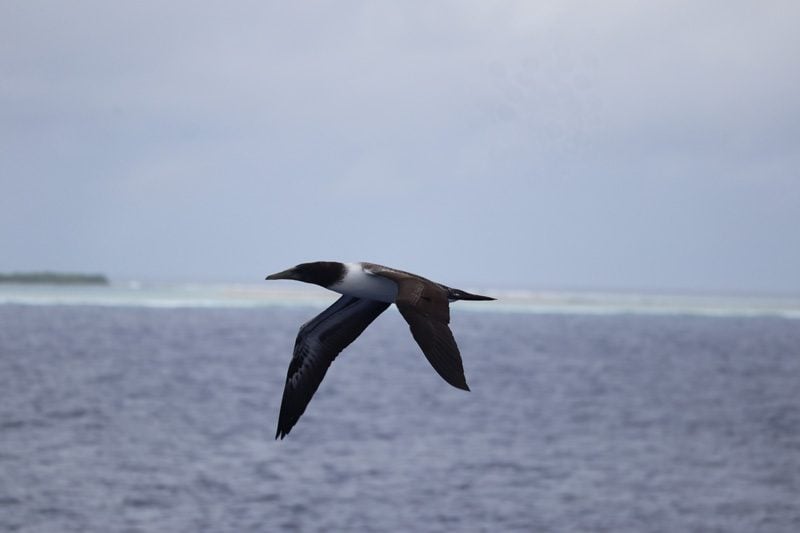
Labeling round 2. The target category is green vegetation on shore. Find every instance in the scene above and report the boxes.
[0,272,109,285]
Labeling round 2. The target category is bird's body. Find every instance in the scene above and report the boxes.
[266,261,494,439]
[330,262,398,303]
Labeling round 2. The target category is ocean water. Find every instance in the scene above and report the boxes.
[1,289,799,532]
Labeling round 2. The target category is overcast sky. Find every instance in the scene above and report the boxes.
[1,1,798,293]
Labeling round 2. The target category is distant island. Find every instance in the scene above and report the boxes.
[0,272,109,285]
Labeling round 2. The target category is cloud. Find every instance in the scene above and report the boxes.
[1,1,799,290]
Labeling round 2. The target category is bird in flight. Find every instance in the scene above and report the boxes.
[266,261,494,439]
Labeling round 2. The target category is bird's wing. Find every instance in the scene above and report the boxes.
[391,277,470,392]
[276,295,390,439]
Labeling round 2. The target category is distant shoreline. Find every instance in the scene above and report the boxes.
[0,272,109,285]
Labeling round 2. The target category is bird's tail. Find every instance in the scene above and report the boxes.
[446,287,495,301]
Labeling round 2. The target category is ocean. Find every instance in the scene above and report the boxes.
[1,284,799,532]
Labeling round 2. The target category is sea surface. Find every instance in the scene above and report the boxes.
[1,285,799,532]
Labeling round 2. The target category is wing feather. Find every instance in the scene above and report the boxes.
[276,295,390,439]
[392,279,470,391]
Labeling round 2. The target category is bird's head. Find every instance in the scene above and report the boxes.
[265,261,345,288]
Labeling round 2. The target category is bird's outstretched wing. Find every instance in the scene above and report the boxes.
[276,295,390,439]
[379,274,470,392]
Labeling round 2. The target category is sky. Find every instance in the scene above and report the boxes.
[1,1,799,293]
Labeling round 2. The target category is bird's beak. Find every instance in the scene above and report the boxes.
[265,268,297,281]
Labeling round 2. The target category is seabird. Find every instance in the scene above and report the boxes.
[266,261,494,439]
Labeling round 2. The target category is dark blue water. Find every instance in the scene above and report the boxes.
[1,304,799,532]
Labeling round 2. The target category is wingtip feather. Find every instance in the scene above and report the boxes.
[453,379,470,391]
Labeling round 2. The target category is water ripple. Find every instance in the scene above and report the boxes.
[1,306,799,532]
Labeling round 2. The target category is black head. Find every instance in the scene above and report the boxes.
[265,261,345,288]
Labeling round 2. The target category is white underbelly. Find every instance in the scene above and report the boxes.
[329,263,398,303]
